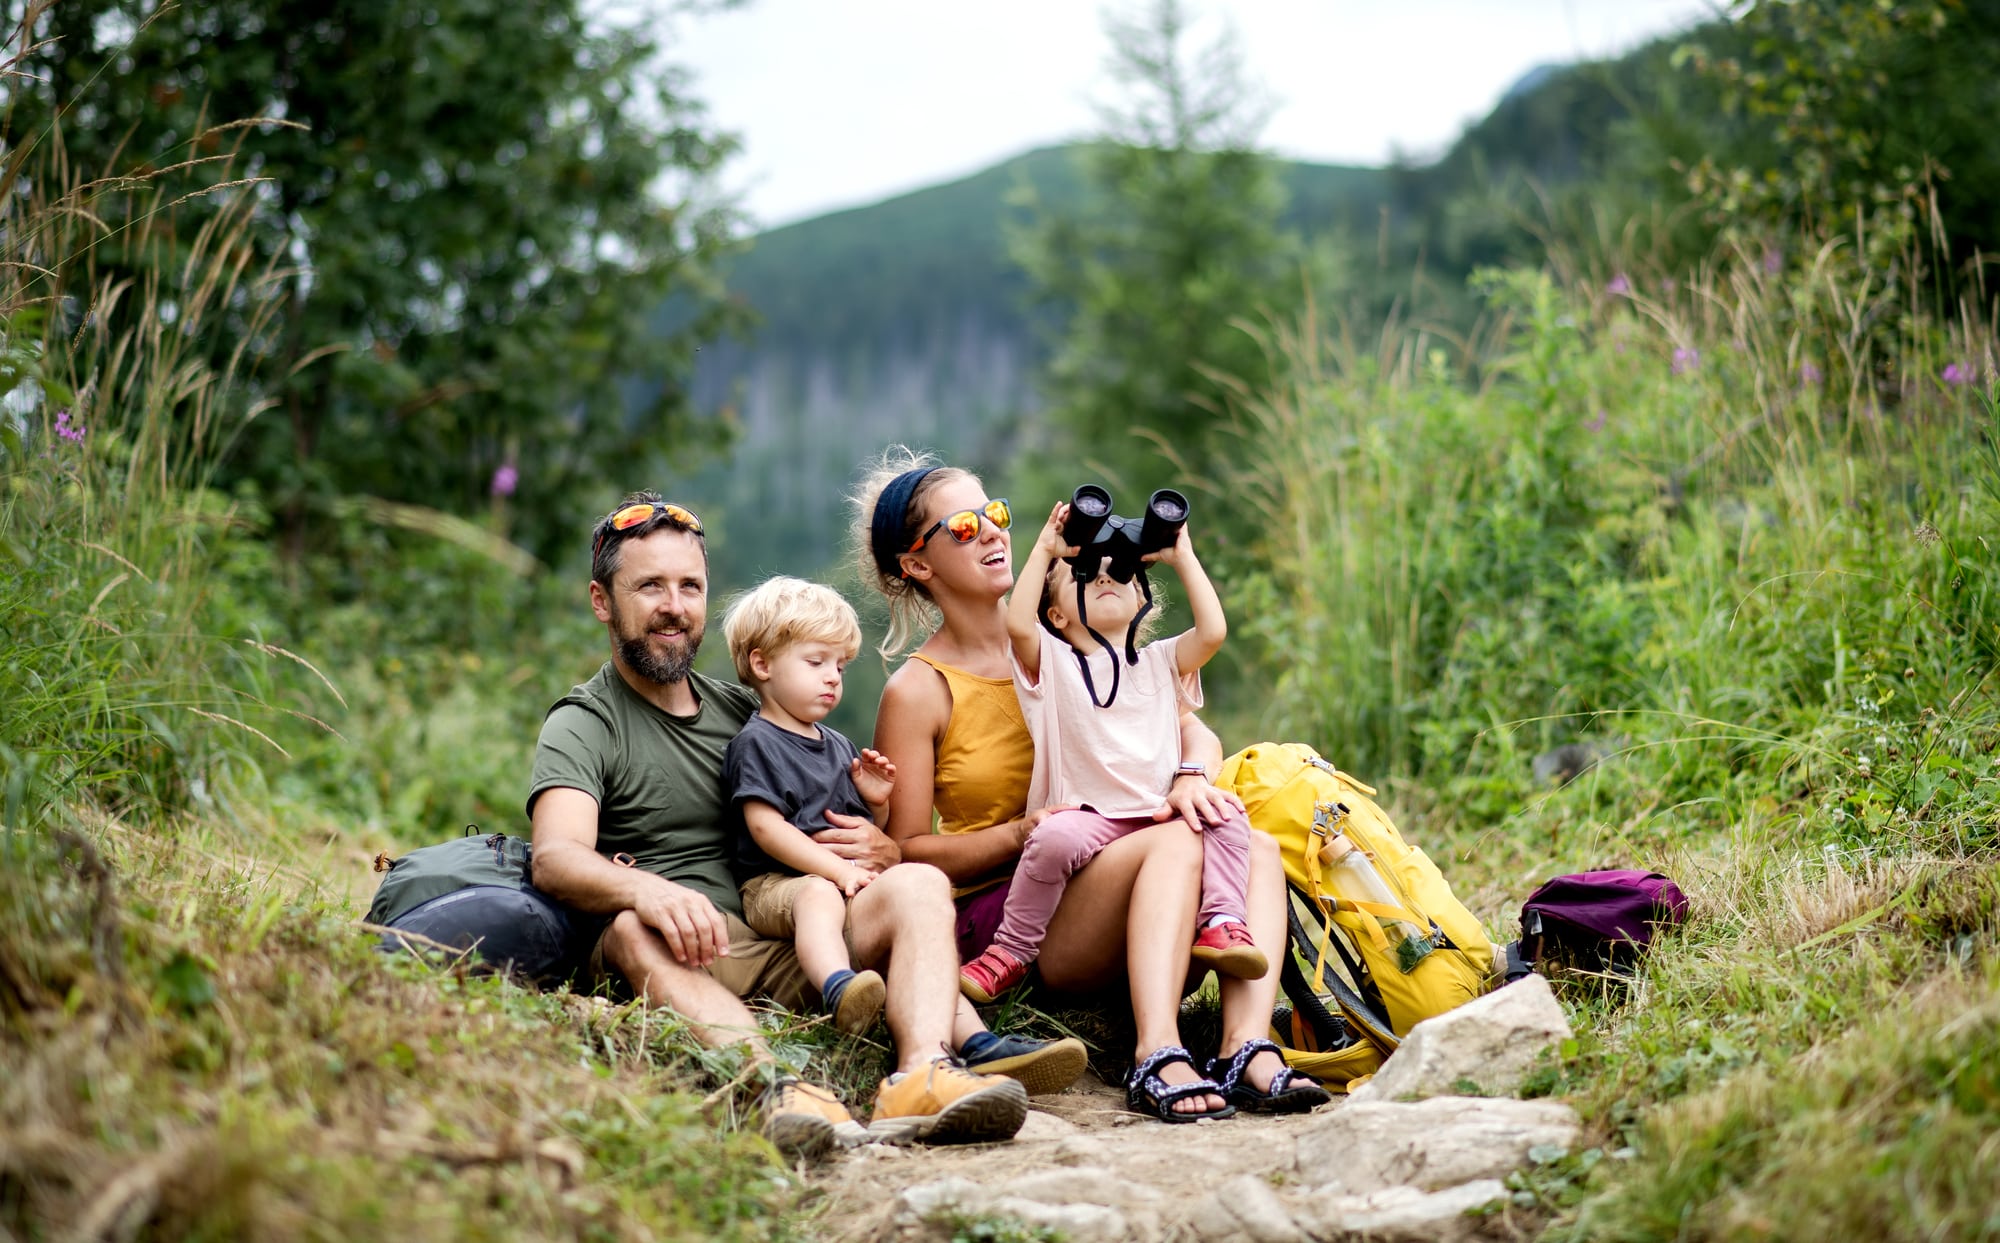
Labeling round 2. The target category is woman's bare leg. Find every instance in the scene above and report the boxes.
[1216,830,1291,1091]
[1037,824,1224,1114]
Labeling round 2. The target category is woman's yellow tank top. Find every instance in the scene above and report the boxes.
[911,652,1034,838]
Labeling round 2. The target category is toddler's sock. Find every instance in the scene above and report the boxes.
[820,967,856,1013]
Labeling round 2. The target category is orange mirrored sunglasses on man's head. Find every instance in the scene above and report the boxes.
[909,498,1011,554]
[593,501,703,556]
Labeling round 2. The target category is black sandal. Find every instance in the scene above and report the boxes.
[1206,1038,1332,1114]
[1126,1044,1236,1123]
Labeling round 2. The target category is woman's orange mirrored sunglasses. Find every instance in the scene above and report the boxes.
[592,501,703,556]
[909,498,1011,553]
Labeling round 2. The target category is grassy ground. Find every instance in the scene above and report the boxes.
[1,814,815,1240]
[1210,212,2000,1235]
[6,67,1999,1242]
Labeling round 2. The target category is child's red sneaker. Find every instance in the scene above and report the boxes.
[959,945,1030,1003]
[1190,921,1269,980]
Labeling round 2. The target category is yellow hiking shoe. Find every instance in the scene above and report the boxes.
[868,1058,1028,1145]
[758,1075,867,1161]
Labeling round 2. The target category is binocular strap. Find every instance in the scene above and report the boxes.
[1070,571,1154,709]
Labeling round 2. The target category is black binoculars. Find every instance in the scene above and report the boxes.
[1059,485,1190,582]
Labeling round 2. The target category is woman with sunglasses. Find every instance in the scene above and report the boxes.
[846,447,1328,1120]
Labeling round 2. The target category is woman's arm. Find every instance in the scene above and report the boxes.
[873,659,1037,883]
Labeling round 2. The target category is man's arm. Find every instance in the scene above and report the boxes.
[530,786,730,967]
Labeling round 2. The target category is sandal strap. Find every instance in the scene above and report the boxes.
[1129,1043,1196,1083]
[1127,1044,1228,1113]
[1210,1037,1285,1096]
[1142,1078,1226,1109]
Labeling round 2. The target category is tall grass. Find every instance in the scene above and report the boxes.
[0,68,310,836]
[1216,203,2000,1234]
[1221,211,1998,852]
[0,28,808,1238]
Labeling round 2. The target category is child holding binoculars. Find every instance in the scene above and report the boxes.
[957,488,1268,1005]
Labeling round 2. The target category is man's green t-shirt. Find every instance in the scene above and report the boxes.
[527,662,759,916]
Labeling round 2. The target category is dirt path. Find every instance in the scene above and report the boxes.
[810,1072,1340,1241]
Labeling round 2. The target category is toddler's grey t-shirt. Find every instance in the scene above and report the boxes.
[723,714,874,882]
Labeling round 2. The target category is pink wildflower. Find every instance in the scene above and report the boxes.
[1606,273,1632,296]
[1942,362,1972,386]
[1671,348,1700,377]
[491,462,519,497]
[53,409,85,443]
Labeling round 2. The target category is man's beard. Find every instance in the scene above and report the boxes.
[612,600,702,684]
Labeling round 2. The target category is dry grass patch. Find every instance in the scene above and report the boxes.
[0,821,807,1242]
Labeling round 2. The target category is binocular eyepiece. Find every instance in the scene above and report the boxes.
[1060,485,1190,582]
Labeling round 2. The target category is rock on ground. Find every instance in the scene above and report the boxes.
[1298,1179,1515,1243]
[820,1071,1581,1243]
[1348,974,1571,1103]
[1293,1096,1582,1195]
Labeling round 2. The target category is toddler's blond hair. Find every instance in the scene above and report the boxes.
[721,576,864,684]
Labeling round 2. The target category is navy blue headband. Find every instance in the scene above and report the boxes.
[870,466,938,581]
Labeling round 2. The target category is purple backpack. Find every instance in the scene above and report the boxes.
[1516,869,1689,977]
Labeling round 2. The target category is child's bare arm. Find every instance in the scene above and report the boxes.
[742,800,874,896]
[1007,501,1073,679]
[1149,524,1227,671]
[850,748,896,827]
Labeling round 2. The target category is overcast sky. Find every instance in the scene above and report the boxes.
[665,0,1718,229]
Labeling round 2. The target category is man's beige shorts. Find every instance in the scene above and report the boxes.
[588,906,816,1012]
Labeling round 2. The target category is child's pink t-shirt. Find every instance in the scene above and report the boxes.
[1011,627,1203,818]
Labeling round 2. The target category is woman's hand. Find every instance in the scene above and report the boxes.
[1154,771,1244,835]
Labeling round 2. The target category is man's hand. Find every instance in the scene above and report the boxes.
[630,875,731,968]
[1153,771,1245,835]
[851,748,897,807]
[819,810,903,872]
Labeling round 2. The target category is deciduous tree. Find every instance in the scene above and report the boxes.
[2,0,745,557]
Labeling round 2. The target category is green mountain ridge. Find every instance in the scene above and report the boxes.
[661,33,1700,597]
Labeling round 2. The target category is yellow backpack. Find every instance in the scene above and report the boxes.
[1219,742,1495,1081]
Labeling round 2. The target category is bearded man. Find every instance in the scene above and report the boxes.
[526,493,1083,1158]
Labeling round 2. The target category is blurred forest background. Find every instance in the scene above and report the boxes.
[5,0,2000,1238]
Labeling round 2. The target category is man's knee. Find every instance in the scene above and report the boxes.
[851,862,950,931]
[601,910,695,987]
[869,861,950,906]
[600,909,651,962]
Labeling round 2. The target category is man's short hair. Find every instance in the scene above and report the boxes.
[720,577,863,683]
[590,491,706,589]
